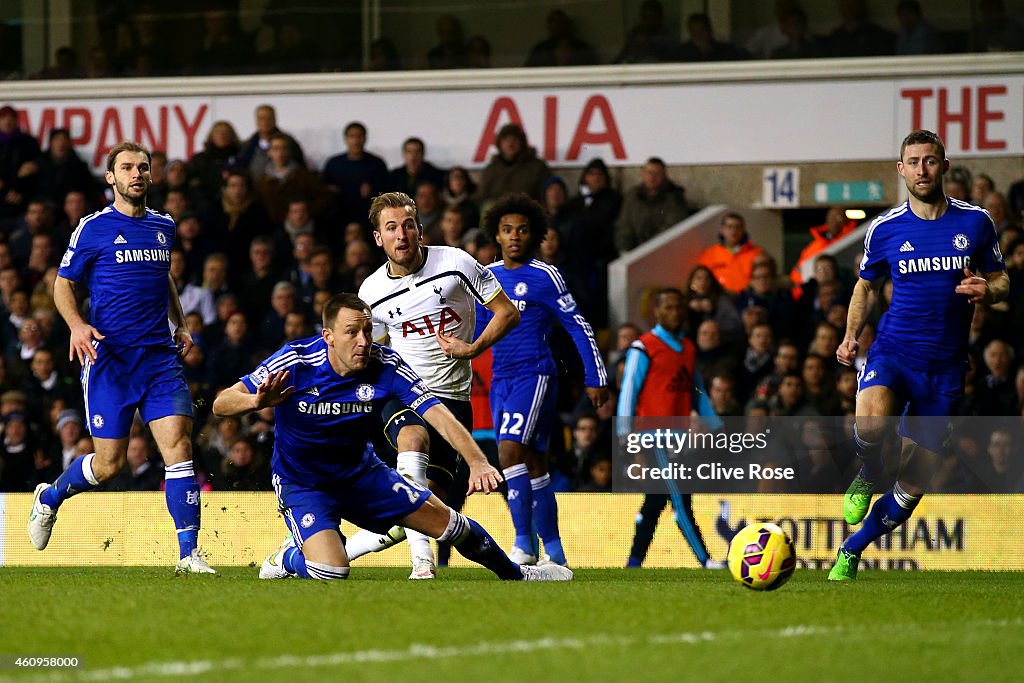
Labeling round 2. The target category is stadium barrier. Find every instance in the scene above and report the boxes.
[1,492,1019,570]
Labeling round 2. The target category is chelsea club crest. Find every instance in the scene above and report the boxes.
[156,231,168,246]
[356,384,375,402]
[953,234,970,251]
[514,282,528,296]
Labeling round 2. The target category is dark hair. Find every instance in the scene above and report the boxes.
[106,141,151,172]
[900,129,945,162]
[322,293,371,329]
[483,192,548,254]
[654,287,685,306]
[403,137,425,153]
[344,121,366,136]
[368,191,417,230]
[495,123,527,148]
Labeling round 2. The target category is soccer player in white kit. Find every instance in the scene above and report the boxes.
[348,191,520,578]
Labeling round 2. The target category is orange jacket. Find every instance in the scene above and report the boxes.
[698,241,763,294]
[789,220,857,298]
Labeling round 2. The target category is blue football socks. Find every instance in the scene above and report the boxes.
[165,461,201,560]
[503,464,534,553]
[531,474,566,565]
[843,482,921,555]
[41,453,101,508]
[454,518,523,580]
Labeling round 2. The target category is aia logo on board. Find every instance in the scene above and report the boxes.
[401,307,463,337]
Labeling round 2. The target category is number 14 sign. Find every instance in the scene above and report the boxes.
[762,167,800,208]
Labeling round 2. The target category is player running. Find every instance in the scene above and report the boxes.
[346,191,520,578]
[478,193,608,566]
[830,130,1008,580]
[28,141,212,574]
[212,293,570,582]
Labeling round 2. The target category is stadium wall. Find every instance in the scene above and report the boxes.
[1,492,1019,571]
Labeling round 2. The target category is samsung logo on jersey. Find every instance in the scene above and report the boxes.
[115,248,171,264]
[509,298,527,312]
[297,401,373,415]
[897,255,971,275]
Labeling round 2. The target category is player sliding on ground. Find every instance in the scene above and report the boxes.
[212,293,571,581]
[830,129,1008,581]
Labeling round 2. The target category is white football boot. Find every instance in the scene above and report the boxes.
[27,483,57,550]
[175,548,217,575]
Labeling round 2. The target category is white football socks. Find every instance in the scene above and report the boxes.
[396,451,433,564]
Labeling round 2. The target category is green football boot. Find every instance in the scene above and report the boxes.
[827,547,860,582]
[843,469,875,525]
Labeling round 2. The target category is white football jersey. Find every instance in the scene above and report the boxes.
[358,245,503,400]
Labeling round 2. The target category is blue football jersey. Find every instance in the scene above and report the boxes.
[477,259,607,387]
[860,198,1004,369]
[58,206,175,348]
[240,337,440,487]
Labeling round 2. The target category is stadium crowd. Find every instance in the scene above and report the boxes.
[4,0,1023,80]
[0,97,1022,497]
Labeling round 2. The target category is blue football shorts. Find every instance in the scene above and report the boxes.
[272,459,432,545]
[857,351,964,454]
[81,342,193,439]
[490,373,559,451]
[372,397,470,493]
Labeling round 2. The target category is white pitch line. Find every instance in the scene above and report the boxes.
[2,619,1020,683]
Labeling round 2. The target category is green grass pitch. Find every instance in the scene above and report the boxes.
[0,568,1022,682]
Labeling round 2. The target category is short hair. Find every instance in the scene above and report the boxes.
[369,191,417,230]
[495,123,527,148]
[272,281,296,296]
[721,211,745,226]
[268,132,290,147]
[900,129,945,161]
[482,192,548,252]
[322,293,370,329]
[345,121,366,136]
[654,287,685,305]
[645,156,666,168]
[106,141,151,172]
[403,137,425,152]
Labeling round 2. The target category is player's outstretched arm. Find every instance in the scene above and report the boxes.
[421,403,503,495]
[838,277,879,366]
[212,372,295,417]
[437,290,520,360]
[53,275,105,364]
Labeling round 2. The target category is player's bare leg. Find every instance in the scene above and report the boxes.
[262,528,350,580]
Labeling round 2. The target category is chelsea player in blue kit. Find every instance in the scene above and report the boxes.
[212,293,572,581]
[479,194,609,567]
[28,141,213,574]
[829,130,1009,581]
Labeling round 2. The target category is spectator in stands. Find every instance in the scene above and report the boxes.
[337,239,374,292]
[236,236,280,323]
[826,0,894,57]
[439,206,467,248]
[297,246,339,311]
[477,123,551,203]
[173,211,211,279]
[614,0,680,64]
[205,169,273,273]
[28,128,96,207]
[284,232,316,290]
[971,173,995,208]
[368,37,403,71]
[322,122,390,229]
[754,339,801,400]
[187,121,241,202]
[0,105,41,220]
[203,292,240,351]
[195,9,253,75]
[442,166,480,229]
[389,137,445,197]
[35,46,84,80]
[836,365,858,414]
[895,0,944,55]
[677,13,748,61]
[608,322,642,391]
[217,435,271,491]
[802,352,841,415]
[769,372,815,416]
[561,158,622,327]
[698,212,764,296]
[944,176,969,202]
[537,226,564,267]
[165,159,209,218]
[975,339,1018,415]
[427,14,469,69]
[614,157,689,253]
[466,35,492,68]
[258,281,297,351]
[54,191,90,252]
[23,346,78,416]
[254,133,332,224]
[985,191,1018,233]
[739,323,775,400]
[790,207,858,296]
[695,319,735,382]
[238,104,307,183]
[207,311,254,393]
[543,176,572,234]
[525,9,598,67]
[746,0,799,59]
[808,321,841,363]
[709,373,742,417]
[737,260,800,342]
[49,409,83,472]
[107,436,164,491]
[972,0,1024,52]
[798,253,847,319]
[8,199,55,268]
[577,455,612,492]
[171,249,215,325]
[771,6,824,59]
[414,182,445,244]
[684,264,743,346]
[0,411,40,491]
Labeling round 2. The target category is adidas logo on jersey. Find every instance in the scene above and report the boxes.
[114,234,127,245]
[305,386,320,396]
[899,241,914,252]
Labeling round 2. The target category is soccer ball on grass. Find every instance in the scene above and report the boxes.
[726,522,796,591]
